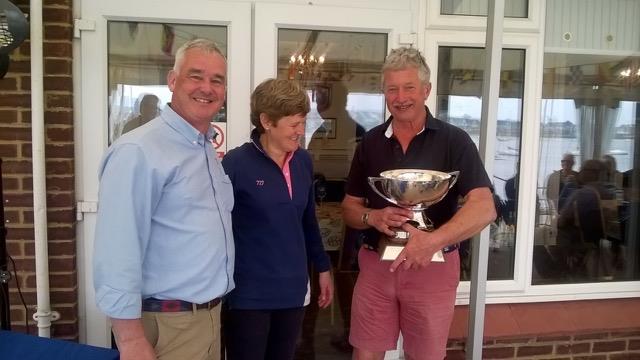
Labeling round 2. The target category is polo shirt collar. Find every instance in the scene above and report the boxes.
[383,106,440,138]
[250,128,265,154]
[250,128,296,166]
[161,104,217,145]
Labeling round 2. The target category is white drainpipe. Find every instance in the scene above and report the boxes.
[30,0,60,337]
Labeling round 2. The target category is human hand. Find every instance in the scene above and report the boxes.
[389,223,442,272]
[317,271,334,309]
[368,207,413,236]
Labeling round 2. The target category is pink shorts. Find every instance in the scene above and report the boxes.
[349,247,459,360]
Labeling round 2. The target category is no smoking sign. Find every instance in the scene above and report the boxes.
[210,122,227,158]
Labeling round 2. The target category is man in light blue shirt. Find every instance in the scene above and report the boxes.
[93,39,234,360]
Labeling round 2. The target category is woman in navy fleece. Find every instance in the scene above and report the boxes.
[222,78,333,360]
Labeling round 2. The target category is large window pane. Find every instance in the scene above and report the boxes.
[437,46,526,281]
[276,29,387,359]
[107,22,227,143]
[441,0,528,18]
[534,53,640,285]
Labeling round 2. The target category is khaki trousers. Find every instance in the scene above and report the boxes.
[142,304,221,360]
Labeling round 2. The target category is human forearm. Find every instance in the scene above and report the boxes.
[111,318,156,360]
[433,187,496,247]
[341,194,369,229]
[342,194,413,236]
[111,318,147,345]
[390,187,496,271]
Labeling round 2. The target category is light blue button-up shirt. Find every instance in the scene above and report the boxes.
[93,104,235,319]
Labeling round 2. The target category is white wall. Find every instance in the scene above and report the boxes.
[545,0,640,52]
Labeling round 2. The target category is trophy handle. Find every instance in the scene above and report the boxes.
[367,177,399,206]
[447,171,460,189]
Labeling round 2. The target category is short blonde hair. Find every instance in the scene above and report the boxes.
[382,47,431,85]
[250,79,310,133]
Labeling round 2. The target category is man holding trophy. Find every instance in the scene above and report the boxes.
[342,47,496,360]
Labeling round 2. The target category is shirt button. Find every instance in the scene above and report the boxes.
[192,141,197,144]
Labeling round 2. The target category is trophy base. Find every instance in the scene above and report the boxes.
[378,237,445,262]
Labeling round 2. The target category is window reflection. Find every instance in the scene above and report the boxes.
[437,46,526,281]
[534,54,640,284]
[277,28,387,359]
[107,22,227,143]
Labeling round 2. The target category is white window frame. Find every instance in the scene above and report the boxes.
[251,4,414,359]
[76,0,251,346]
[253,2,414,88]
[424,28,640,305]
[425,0,543,33]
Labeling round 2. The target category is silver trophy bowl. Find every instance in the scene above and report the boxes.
[367,169,459,261]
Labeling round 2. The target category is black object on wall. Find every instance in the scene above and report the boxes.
[0,0,29,80]
[0,159,10,330]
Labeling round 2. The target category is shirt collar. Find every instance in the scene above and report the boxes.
[250,128,297,160]
[383,106,439,138]
[250,128,265,153]
[160,104,217,145]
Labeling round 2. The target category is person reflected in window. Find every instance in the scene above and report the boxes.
[504,165,519,226]
[602,154,624,191]
[601,154,624,246]
[315,81,365,142]
[546,153,579,212]
[122,93,160,134]
[222,78,333,360]
[556,159,616,278]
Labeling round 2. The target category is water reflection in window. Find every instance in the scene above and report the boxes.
[437,46,526,281]
[534,53,640,285]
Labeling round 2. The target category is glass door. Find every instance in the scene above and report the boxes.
[78,2,413,356]
[424,30,543,296]
[77,0,251,346]
[253,4,411,359]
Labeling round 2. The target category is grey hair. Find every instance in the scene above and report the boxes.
[381,47,431,85]
[173,38,226,72]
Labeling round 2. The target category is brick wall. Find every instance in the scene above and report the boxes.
[446,329,640,359]
[0,0,76,339]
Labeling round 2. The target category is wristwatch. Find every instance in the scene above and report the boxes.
[361,209,371,226]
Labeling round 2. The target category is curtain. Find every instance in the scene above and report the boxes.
[577,103,620,162]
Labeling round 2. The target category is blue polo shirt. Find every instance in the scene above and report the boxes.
[222,130,331,309]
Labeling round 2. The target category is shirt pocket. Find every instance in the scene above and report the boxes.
[215,175,234,212]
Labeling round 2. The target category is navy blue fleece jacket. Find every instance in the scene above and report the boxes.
[221,132,331,309]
